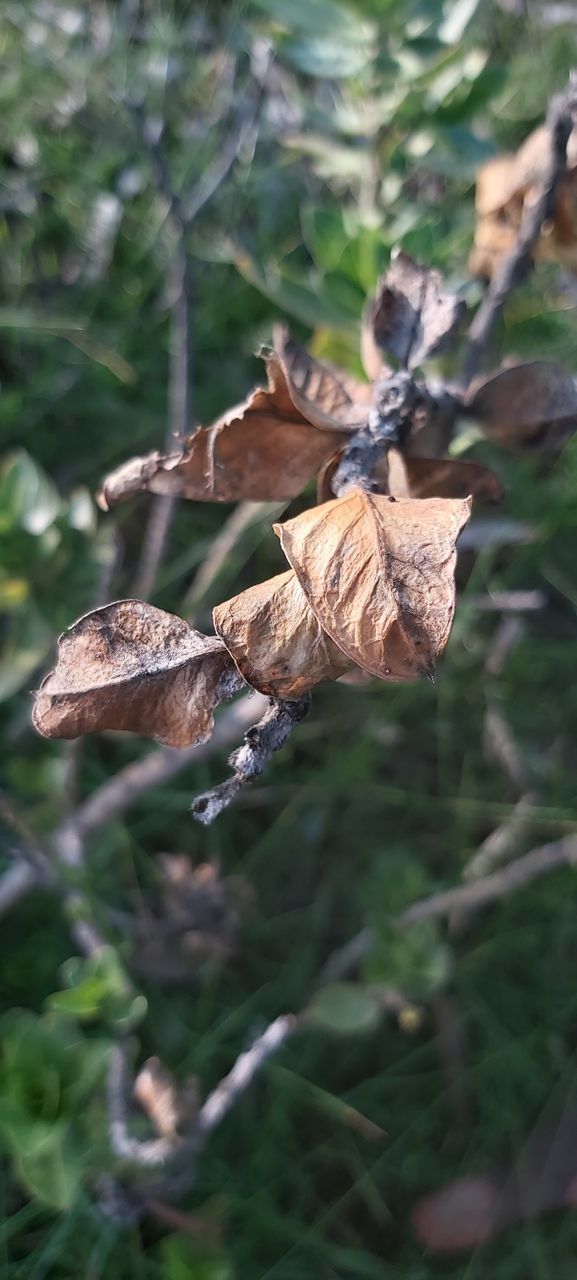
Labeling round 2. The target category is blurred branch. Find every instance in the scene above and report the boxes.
[56,692,266,847]
[462,73,577,386]
[183,500,284,622]
[128,64,267,601]
[0,861,42,915]
[400,835,577,924]
[322,834,577,976]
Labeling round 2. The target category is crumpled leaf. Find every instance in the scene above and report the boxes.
[361,250,465,376]
[214,568,353,699]
[33,600,236,748]
[274,325,372,431]
[98,332,371,510]
[275,491,472,681]
[470,124,577,278]
[317,447,503,504]
[466,361,577,451]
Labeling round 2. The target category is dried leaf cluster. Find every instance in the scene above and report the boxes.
[33,135,577,813]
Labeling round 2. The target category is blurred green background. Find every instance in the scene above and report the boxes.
[2,1,577,1276]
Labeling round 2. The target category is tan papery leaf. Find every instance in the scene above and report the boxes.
[214,569,353,699]
[362,250,465,375]
[98,335,371,510]
[274,325,372,430]
[466,361,577,451]
[33,600,235,748]
[134,1057,181,1139]
[470,126,577,279]
[317,447,502,504]
[275,491,472,681]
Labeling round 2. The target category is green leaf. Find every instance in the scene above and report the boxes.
[306,983,381,1035]
[48,947,147,1030]
[163,1236,233,1280]
[364,920,451,999]
[15,1125,84,1211]
[0,451,61,535]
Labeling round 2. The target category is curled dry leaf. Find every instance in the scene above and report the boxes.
[466,361,577,451]
[32,600,237,749]
[274,325,372,431]
[214,568,353,700]
[317,447,503,505]
[470,124,577,278]
[361,250,465,377]
[98,332,371,510]
[134,1057,182,1139]
[275,491,472,681]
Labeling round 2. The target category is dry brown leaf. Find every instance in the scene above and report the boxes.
[466,361,577,451]
[317,447,502,504]
[33,600,235,748]
[274,325,372,430]
[98,334,372,510]
[470,125,577,278]
[134,1058,182,1139]
[362,250,465,376]
[214,568,353,699]
[275,490,472,681]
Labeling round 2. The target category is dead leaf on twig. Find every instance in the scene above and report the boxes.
[274,325,372,431]
[317,447,503,504]
[470,124,577,278]
[466,361,577,451]
[33,600,235,748]
[214,569,353,699]
[134,1057,182,1139]
[98,332,371,509]
[362,251,465,376]
[275,491,471,681]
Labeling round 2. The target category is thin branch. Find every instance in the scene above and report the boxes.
[55,693,267,847]
[132,252,192,601]
[399,835,577,925]
[464,791,537,881]
[191,695,311,825]
[322,834,577,976]
[0,861,41,915]
[107,1044,195,1167]
[462,74,577,386]
[197,1015,297,1134]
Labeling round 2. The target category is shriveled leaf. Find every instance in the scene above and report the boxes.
[274,325,372,431]
[214,569,352,699]
[33,600,236,748]
[275,491,471,681]
[98,336,370,510]
[466,361,577,451]
[362,250,465,375]
[386,451,503,502]
[317,447,502,504]
[134,1057,181,1139]
[470,126,577,278]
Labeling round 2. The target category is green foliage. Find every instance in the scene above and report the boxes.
[47,948,147,1030]
[0,1011,109,1210]
[306,983,382,1034]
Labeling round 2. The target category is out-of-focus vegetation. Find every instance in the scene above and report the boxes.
[2,1,577,1276]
